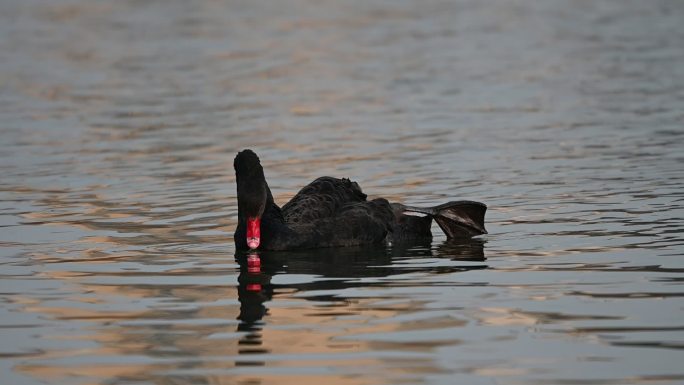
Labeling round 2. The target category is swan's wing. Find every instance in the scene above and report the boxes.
[282,176,367,224]
[291,198,394,249]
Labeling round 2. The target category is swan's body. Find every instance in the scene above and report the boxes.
[234,149,486,251]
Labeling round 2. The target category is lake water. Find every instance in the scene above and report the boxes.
[1,0,683,384]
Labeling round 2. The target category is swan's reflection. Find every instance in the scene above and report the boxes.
[436,238,487,261]
[235,239,486,326]
[232,240,485,366]
[236,253,271,330]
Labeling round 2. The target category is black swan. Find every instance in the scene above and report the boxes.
[234,149,487,251]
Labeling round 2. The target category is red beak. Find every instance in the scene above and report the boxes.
[246,217,261,249]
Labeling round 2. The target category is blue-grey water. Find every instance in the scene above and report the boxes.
[1,0,683,384]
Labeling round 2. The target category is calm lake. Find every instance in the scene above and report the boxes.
[1,0,683,384]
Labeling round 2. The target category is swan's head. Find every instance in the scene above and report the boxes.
[234,149,267,249]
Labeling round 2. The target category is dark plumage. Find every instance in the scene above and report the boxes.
[234,149,487,251]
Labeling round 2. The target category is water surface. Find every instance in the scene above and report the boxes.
[1,0,683,384]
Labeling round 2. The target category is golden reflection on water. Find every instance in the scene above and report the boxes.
[14,260,460,385]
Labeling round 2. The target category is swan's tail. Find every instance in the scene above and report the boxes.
[399,201,487,238]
